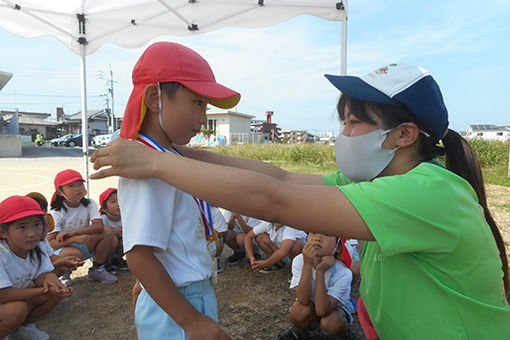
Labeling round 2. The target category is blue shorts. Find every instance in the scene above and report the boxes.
[135,279,218,340]
[54,243,95,260]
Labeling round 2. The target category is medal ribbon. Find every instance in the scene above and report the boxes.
[136,133,216,241]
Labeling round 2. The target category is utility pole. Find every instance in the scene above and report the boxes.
[108,65,115,132]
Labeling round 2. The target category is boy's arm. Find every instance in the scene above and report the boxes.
[127,245,229,340]
[71,218,104,235]
[257,239,293,268]
[295,243,315,305]
[314,256,339,317]
[236,217,252,234]
[243,230,256,263]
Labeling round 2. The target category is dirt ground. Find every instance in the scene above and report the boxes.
[1,147,509,340]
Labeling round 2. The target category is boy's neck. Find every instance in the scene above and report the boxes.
[140,123,173,150]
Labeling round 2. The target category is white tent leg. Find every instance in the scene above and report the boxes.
[341,10,347,75]
[80,44,90,197]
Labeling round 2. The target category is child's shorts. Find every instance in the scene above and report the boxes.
[135,279,218,340]
[54,243,95,260]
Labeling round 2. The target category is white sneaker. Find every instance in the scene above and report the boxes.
[8,323,49,340]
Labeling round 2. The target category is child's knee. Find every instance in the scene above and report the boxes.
[319,309,349,337]
[0,302,29,328]
[290,301,314,323]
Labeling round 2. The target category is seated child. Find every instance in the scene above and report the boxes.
[278,233,354,340]
[26,192,84,277]
[0,196,73,339]
[244,221,306,273]
[99,188,129,272]
[47,169,117,284]
[209,205,227,274]
[222,210,260,265]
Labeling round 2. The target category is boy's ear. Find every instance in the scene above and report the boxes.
[143,83,160,114]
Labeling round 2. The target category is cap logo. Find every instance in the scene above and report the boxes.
[374,63,397,75]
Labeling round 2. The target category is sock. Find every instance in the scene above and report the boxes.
[92,262,104,268]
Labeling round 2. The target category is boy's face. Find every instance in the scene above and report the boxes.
[161,87,209,145]
[306,233,337,257]
[105,192,120,216]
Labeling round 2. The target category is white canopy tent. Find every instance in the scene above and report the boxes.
[0,0,348,192]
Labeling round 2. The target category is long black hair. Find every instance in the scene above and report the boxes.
[338,94,509,295]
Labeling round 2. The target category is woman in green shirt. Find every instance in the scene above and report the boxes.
[91,62,509,339]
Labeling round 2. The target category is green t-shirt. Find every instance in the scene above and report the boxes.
[323,162,510,339]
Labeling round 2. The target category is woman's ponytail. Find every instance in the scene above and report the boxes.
[442,129,509,295]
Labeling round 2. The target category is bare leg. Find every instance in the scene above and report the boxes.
[289,300,319,334]
[255,234,278,257]
[319,307,349,338]
[224,229,243,252]
[0,301,29,337]
[58,246,84,259]
[23,293,63,325]
[91,229,115,263]
[289,240,305,259]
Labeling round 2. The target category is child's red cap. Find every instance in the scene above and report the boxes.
[0,195,45,224]
[99,187,117,214]
[120,41,241,139]
[51,169,85,204]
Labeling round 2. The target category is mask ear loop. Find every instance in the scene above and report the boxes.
[331,237,341,256]
[58,189,81,205]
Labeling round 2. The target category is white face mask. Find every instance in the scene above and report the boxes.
[335,127,399,182]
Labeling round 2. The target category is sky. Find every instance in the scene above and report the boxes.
[0,0,509,136]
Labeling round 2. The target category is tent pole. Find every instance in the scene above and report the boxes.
[341,9,347,75]
[80,44,90,197]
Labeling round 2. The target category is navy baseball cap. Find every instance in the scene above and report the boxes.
[325,63,449,141]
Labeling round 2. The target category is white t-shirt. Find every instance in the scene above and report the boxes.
[49,201,102,233]
[290,254,352,306]
[222,210,260,233]
[210,206,227,233]
[38,239,55,258]
[252,222,307,248]
[119,176,211,287]
[102,214,122,228]
[0,240,54,289]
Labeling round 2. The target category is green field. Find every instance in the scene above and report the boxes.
[211,140,510,186]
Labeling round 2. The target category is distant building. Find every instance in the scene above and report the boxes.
[0,110,57,140]
[250,111,280,143]
[465,124,510,142]
[280,129,315,144]
[60,109,117,135]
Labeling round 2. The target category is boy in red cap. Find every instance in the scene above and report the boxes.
[118,42,239,339]
[0,195,72,339]
[47,169,117,284]
[99,188,128,272]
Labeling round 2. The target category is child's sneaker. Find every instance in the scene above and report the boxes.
[216,257,223,273]
[226,251,245,265]
[109,257,130,271]
[276,326,310,340]
[88,265,118,283]
[104,260,117,275]
[59,271,72,286]
[8,323,49,340]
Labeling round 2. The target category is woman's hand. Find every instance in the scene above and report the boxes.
[90,138,160,180]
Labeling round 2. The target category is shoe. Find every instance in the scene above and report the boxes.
[276,327,310,340]
[59,271,72,286]
[88,265,118,283]
[260,262,284,274]
[216,257,223,273]
[104,260,117,275]
[8,323,49,340]
[226,251,245,266]
[109,257,130,271]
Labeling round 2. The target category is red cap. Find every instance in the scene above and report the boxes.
[51,169,85,204]
[120,42,241,139]
[0,195,45,224]
[99,187,117,214]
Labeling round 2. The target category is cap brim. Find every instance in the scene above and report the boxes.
[325,74,397,106]
[2,209,45,224]
[121,84,147,139]
[180,80,241,109]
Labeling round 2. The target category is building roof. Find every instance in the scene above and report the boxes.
[0,71,13,91]
[66,109,109,121]
[207,110,255,119]
[0,112,54,126]
[468,124,502,131]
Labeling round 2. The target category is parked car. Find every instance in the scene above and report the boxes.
[92,134,112,147]
[62,134,95,147]
[50,134,75,147]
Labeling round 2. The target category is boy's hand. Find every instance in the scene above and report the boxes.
[186,314,231,340]
[250,260,265,271]
[302,243,317,265]
[316,255,335,273]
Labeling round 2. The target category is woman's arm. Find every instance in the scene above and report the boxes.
[91,138,374,241]
[175,145,324,185]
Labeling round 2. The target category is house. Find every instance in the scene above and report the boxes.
[279,129,316,144]
[465,124,510,142]
[0,71,21,157]
[0,110,58,140]
[191,110,260,146]
[250,111,280,143]
[60,109,121,135]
